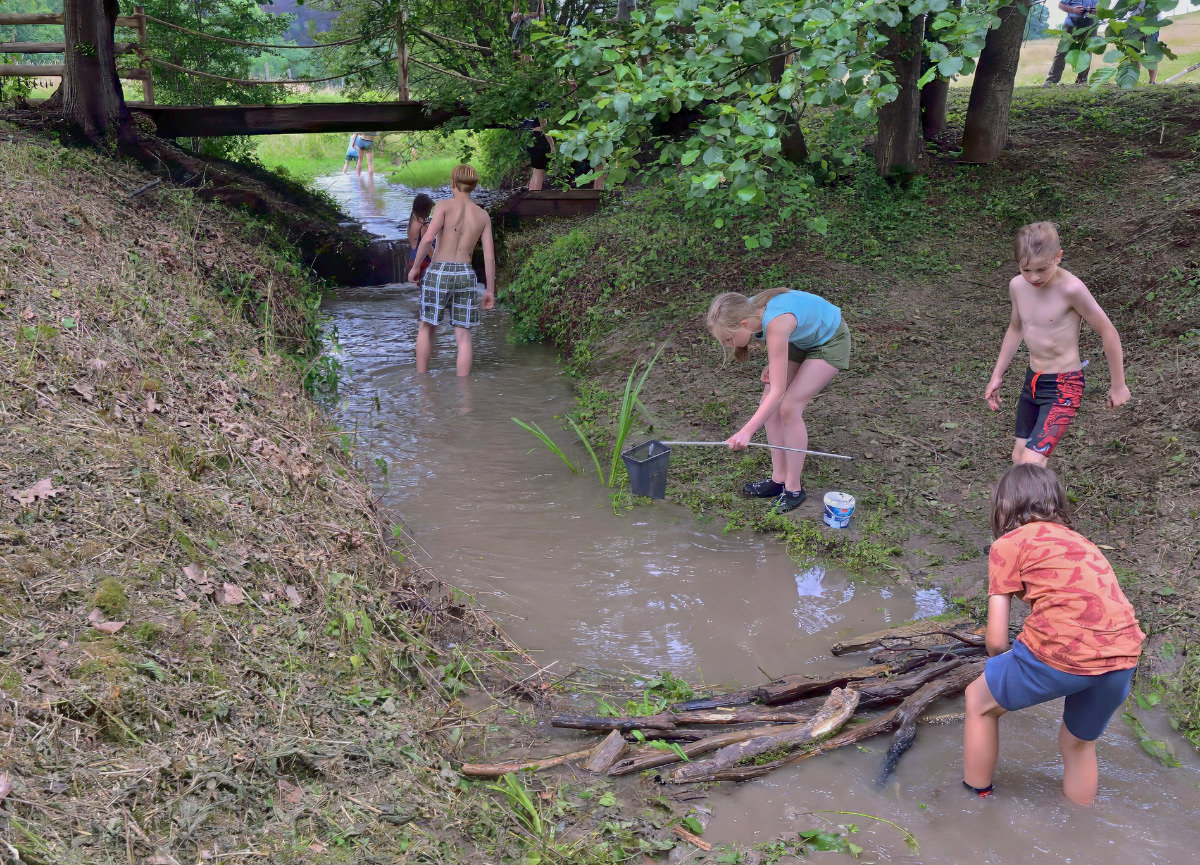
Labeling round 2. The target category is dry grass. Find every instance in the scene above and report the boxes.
[0,125,551,864]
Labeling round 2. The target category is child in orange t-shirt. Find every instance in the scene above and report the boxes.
[962,464,1145,805]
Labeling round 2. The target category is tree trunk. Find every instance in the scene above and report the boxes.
[62,0,134,147]
[771,52,809,164]
[875,15,928,180]
[961,0,1034,163]
[616,0,635,21]
[920,77,949,140]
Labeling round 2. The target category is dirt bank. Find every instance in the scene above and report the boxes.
[500,85,1200,747]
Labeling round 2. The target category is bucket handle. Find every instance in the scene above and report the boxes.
[659,440,854,461]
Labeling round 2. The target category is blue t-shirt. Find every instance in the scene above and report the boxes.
[759,291,841,351]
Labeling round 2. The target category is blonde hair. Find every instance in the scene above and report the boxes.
[451,163,479,193]
[989,464,1073,539]
[706,288,790,362]
[1014,222,1061,267]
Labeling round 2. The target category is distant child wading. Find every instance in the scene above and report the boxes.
[706,289,850,513]
[408,165,495,377]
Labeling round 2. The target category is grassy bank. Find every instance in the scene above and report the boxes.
[499,85,1200,747]
[0,122,746,865]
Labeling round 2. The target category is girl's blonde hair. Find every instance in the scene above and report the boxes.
[1013,222,1061,267]
[989,463,1073,539]
[706,288,790,362]
[451,164,479,192]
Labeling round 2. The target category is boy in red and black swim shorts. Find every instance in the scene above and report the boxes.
[984,222,1130,465]
[1013,367,1084,457]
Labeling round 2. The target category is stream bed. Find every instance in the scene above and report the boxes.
[317,174,1200,863]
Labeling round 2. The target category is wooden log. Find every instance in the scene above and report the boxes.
[853,657,969,710]
[0,41,136,54]
[460,745,596,778]
[551,706,813,732]
[669,688,860,784]
[671,662,890,711]
[831,617,974,655]
[608,723,809,776]
[698,660,985,782]
[584,731,628,774]
[671,825,713,851]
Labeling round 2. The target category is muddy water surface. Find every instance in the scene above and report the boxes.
[317,176,1200,862]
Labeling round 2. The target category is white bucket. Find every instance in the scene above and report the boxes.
[823,491,856,529]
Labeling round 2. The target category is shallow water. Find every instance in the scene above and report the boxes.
[318,177,1200,863]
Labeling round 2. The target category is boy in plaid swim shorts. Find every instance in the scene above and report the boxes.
[408,164,496,376]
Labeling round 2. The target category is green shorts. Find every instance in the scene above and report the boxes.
[787,319,851,370]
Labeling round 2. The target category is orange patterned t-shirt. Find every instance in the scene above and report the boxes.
[988,521,1145,675]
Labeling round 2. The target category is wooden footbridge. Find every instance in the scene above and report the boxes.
[0,9,482,137]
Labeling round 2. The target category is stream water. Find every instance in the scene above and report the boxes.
[316,175,1200,863]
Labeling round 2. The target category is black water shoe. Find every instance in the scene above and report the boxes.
[742,478,785,498]
[770,489,807,513]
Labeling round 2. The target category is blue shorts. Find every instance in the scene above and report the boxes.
[985,640,1135,741]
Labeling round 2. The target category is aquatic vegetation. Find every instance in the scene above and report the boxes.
[512,344,665,488]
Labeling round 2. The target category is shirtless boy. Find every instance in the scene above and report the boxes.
[984,222,1130,464]
[407,164,496,377]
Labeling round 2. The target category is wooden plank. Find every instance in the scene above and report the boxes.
[0,14,139,26]
[498,189,603,218]
[0,41,136,54]
[136,101,466,138]
[0,64,148,80]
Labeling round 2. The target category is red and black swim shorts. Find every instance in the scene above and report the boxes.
[1014,367,1085,456]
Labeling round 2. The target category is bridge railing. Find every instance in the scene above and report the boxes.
[0,7,154,104]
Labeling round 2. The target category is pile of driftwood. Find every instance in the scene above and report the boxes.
[462,617,987,784]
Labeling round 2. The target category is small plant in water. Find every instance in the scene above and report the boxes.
[512,343,666,487]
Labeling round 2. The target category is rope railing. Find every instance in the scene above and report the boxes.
[141,14,388,51]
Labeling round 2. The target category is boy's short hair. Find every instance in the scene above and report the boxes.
[990,464,1073,538]
[1014,222,1061,266]
[451,164,479,193]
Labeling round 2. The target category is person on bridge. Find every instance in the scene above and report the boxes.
[408,165,496,377]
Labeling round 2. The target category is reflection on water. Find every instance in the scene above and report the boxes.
[313,173,429,240]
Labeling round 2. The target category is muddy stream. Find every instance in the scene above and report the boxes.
[318,175,1200,863]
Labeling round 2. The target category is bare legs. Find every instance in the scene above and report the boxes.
[1011,437,1049,466]
[963,671,1100,805]
[963,674,1006,790]
[416,321,437,373]
[761,358,840,491]
[529,168,546,190]
[416,322,474,377]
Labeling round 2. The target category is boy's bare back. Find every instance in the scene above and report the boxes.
[430,197,491,264]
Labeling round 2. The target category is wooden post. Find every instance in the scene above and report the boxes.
[134,5,153,104]
[396,9,409,101]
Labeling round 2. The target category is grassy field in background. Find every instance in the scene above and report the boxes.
[388,155,458,188]
[962,9,1200,88]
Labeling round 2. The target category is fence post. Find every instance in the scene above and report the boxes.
[396,9,409,101]
[134,4,154,104]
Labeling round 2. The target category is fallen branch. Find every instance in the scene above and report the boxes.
[460,745,596,778]
[583,730,627,774]
[551,706,813,732]
[697,661,984,782]
[671,824,713,851]
[671,662,890,711]
[607,723,798,776]
[832,618,974,655]
[669,688,860,784]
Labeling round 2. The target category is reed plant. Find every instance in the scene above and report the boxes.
[512,344,665,488]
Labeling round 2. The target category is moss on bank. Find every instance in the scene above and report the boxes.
[500,86,1200,747]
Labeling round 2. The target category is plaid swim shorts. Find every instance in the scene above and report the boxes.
[420,262,481,328]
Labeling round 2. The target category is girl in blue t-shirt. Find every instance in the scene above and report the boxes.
[706,288,851,513]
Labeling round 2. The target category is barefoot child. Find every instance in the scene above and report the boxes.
[963,464,1144,805]
[706,289,850,513]
[984,222,1130,464]
[408,165,495,377]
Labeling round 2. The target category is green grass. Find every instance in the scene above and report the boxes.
[389,155,459,188]
[254,131,349,183]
